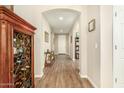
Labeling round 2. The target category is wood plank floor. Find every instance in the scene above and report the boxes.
[35,55,93,88]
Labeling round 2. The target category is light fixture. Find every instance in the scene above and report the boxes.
[59,16,63,20]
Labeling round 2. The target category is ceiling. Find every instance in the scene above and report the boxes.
[43,9,80,34]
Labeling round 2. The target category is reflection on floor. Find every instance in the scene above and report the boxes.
[35,55,93,88]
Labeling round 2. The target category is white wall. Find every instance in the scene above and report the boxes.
[66,34,69,55]
[54,34,58,54]
[51,32,55,51]
[87,6,100,87]
[100,5,113,88]
[79,6,88,78]
[69,19,80,61]
[86,5,113,88]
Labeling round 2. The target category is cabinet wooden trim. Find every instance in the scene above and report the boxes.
[0,20,8,87]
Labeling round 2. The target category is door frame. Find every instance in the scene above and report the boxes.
[113,6,124,88]
[113,5,117,88]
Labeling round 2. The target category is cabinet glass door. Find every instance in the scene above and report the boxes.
[13,31,32,88]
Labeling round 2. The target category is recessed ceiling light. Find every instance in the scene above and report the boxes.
[59,16,63,20]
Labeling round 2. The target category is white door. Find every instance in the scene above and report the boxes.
[113,6,124,87]
[58,35,66,54]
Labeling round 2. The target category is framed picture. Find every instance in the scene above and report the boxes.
[45,31,49,43]
[88,19,95,32]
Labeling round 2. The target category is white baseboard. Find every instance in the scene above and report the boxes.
[87,77,98,88]
[73,58,75,62]
[35,73,43,78]
[79,73,98,88]
[68,56,75,62]
[79,73,87,78]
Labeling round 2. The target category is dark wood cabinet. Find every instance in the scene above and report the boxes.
[0,6,36,88]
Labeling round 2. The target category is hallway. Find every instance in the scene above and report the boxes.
[35,55,93,88]
[0,5,115,88]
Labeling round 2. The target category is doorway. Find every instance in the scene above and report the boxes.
[58,35,66,54]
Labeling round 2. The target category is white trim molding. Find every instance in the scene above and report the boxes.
[35,73,43,78]
[79,73,98,88]
[73,58,75,62]
[79,73,87,78]
[87,77,98,88]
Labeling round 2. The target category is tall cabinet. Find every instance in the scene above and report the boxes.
[0,6,36,88]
